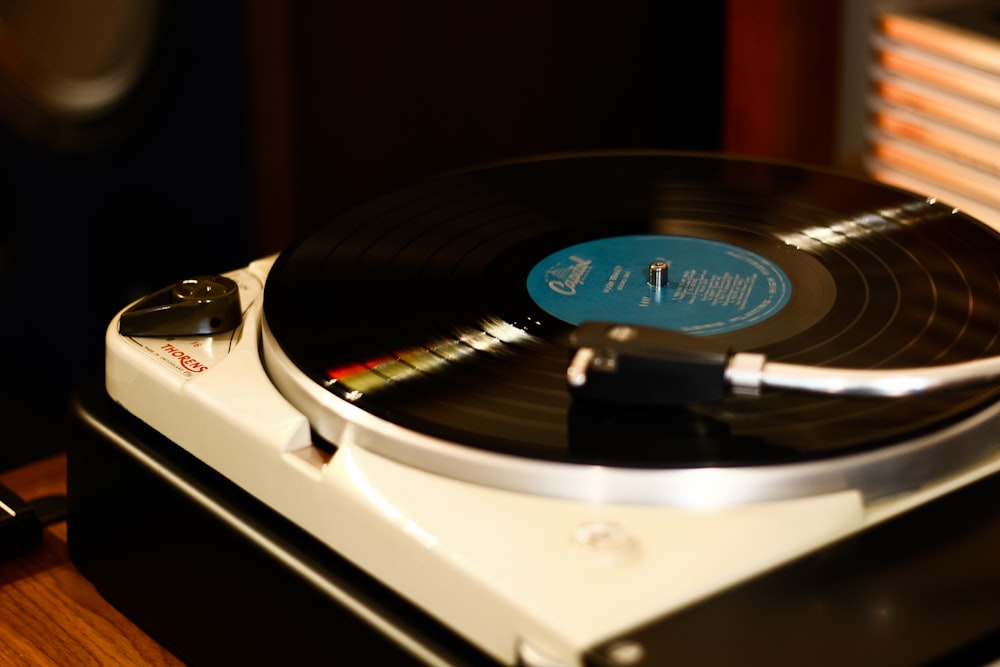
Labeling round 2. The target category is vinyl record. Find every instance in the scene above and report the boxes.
[261,152,1000,501]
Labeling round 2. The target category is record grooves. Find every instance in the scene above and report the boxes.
[261,152,1000,502]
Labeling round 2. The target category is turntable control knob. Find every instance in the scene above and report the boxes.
[172,276,231,302]
[118,274,243,337]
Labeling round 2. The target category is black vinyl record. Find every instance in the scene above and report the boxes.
[262,152,1000,470]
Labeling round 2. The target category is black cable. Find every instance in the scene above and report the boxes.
[0,482,67,562]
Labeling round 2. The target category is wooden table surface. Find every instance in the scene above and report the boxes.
[0,454,182,666]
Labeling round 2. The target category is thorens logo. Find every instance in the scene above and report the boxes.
[546,255,592,295]
[161,342,208,373]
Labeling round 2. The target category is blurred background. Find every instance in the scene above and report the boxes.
[0,0,856,470]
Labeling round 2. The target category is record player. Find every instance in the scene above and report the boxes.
[67,152,1000,666]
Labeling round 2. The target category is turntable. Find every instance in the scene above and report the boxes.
[67,152,1000,665]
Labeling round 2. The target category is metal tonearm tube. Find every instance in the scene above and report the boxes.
[567,322,1000,404]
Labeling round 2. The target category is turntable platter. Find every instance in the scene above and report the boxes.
[260,152,1000,505]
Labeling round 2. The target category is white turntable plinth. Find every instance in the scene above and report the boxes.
[104,256,1000,666]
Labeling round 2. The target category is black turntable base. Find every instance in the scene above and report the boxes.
[67,376,496,667]
[68,376,1000,666]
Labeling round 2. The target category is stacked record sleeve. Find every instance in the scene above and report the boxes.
[865,1,1000,230]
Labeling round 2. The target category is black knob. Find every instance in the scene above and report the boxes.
[118,275,243,337]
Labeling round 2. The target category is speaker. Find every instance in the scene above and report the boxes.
[0,1,253,469]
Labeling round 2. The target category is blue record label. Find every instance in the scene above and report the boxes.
[526,234,791,335]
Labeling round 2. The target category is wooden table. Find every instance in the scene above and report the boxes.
[0,454,182,666]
